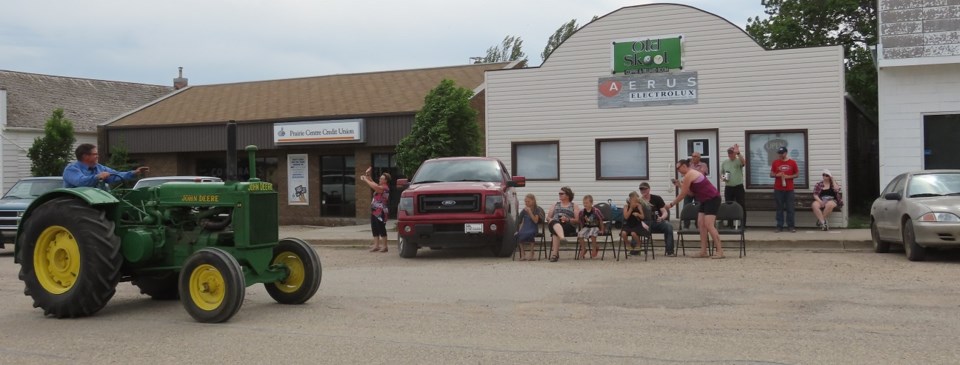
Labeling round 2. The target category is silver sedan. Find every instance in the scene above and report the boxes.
[871,170,960,261]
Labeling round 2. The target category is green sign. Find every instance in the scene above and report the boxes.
[612,35,683,74]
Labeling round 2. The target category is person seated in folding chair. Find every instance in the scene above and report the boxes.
[516,193,544,261]
[547,186,579,262]
[577,195,605,260]
[666,159,724,259]
[639,182,676,257]
[621,192,651,256]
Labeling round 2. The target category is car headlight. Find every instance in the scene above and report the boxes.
[919,212,960,222]
[16,211,24,218]
[399,197,414,216]
[485,195,504,215]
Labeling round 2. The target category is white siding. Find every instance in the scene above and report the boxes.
[486,4,847,227]
[878,63,960,189]
[1,129,96,193]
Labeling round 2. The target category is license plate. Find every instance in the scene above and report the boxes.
[464,223,483,234]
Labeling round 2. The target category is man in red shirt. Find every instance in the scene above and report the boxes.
[770,146,799,232]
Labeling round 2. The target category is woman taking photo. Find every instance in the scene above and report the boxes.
[360,167,391,253]
[546,186,578,262]
[812,169,843,231]
[666,159,724,259]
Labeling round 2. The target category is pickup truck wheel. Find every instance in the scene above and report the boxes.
[398,237,417,258]
[492,222,517,258]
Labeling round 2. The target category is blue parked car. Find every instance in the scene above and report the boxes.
[0,177,63,249]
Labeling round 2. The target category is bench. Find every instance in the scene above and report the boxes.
[744,192,841,211]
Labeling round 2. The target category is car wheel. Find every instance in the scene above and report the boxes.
[871,219,890,253]
[398,237,417,258]
[902,220,926,262]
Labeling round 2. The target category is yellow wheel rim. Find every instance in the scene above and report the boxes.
[33,225,81,294]
[189,264,226,311]
[272,251,305,294]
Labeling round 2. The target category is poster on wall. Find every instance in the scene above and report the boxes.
[287,154,309,205]
[746,131,808,189]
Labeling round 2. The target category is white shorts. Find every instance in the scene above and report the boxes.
[578,227,600,238]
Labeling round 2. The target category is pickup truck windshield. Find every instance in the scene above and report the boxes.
[2,180,61,200]
[412,160,503,184]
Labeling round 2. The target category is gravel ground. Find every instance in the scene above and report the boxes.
[1,246,959,365]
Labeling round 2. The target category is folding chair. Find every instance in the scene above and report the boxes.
[675,202,701,256]
[512,220,547,261]
[618,205,654,261]
[594,203,619,261]
[715,202,746,258]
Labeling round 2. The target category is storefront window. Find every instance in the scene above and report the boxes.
[195,157,278,182]
[596,138,649,180]
[745,130,809,189]
[512,141,559,180]
[321,155,356,217]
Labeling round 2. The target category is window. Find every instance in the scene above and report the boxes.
[321,155,356,217]
[512,141,559,181]
[596,138,649,180]
[745,130,809,189]
[924,114,960,169]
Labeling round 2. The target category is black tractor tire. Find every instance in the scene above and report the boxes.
[265,238,322,305]
[902,220,926,262]
[398,237,417,258]
[18,197,123,318]
[178,248,246,323]
[871,220,890,253]
[132,273,180,300]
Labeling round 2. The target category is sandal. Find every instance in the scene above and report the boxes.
[379,247,388,253]
[549,254,559,262]
[695,252,710,258]
[368,246,380,252]
[711,255,725,259]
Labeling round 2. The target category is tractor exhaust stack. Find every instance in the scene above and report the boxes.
[226,121,238,181]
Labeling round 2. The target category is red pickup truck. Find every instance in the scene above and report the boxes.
[395,157,526,258]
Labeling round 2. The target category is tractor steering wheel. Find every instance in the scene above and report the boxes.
[97,173,128,191]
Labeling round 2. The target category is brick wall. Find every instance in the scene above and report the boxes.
[134,153,179,177]
[881,0,960,59]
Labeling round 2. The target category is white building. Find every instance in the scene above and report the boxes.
[877,0,960,188]
[0,71,172,192]
[485,3,851,227]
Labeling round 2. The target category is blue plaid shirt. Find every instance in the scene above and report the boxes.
[63,161,135,188]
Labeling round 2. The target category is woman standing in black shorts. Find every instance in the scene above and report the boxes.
[666,159,724,259]
[360,167,391,253]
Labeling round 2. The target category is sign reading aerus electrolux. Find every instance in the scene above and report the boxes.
[612,35,683,74]
[273,119,365,145]
[598,71,698,108]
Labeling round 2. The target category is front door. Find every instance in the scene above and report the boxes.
[675,130,719,208]
[320,155,356,217]
[924,114,960,169]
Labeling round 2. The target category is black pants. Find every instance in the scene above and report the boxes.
[724,184,746,227]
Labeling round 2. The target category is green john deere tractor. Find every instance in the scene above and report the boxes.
[14,144,321,323]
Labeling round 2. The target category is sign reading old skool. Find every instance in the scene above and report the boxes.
[598,71,698,108]
[611,35,683,74]
[273,119,365,145]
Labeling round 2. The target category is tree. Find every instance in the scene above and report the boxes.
[107,140,135,172]
[477,35,527,65]
[541,16,598,62]
[746,0,877,116]
[396,79,481,177]
[27,108,76,177]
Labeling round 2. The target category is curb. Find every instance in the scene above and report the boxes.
[303,239,873,251]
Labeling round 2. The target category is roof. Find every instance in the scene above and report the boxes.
[106,62,513,128]
[0,70,173,132]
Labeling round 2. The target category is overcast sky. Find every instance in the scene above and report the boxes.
[1,0,764,86]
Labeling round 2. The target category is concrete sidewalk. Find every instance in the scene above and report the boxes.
[280,223,873,251]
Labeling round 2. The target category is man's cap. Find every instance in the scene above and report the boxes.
[777,146,788,154]
[638,182,650,189]
[727,147,735,153]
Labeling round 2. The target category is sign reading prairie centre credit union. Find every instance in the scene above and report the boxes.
[273,119,365,145]
[598,71,699,108]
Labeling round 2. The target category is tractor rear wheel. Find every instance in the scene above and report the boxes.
[18,197,123,318]
[264,238,322,304]
[178,248,246,323]
[132,273,180,300]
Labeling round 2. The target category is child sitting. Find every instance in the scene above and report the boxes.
[577,195,605,259]
[516,194,544,261]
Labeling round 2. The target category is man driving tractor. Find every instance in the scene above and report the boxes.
[62,143,149,188]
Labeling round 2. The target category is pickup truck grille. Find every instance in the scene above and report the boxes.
[419,194,480,214]
[0,211,21,229]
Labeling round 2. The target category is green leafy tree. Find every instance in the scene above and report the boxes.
[27,108,76,176]
[107,140,135,172]
[541,16,598,62]
[746,0,877,116]
[396,79,481,177]
[478,35,527,65]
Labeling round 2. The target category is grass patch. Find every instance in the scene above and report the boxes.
[847,213,870,229]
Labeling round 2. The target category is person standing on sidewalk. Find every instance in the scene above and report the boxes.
[361,167,391,252]
[666,159,724,259]
[770,146,799,233]
[720,144,747,227]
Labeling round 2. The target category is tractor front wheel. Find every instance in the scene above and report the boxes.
[178,248,246,323]
[264,238,322,304]
[18,197,123,318]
